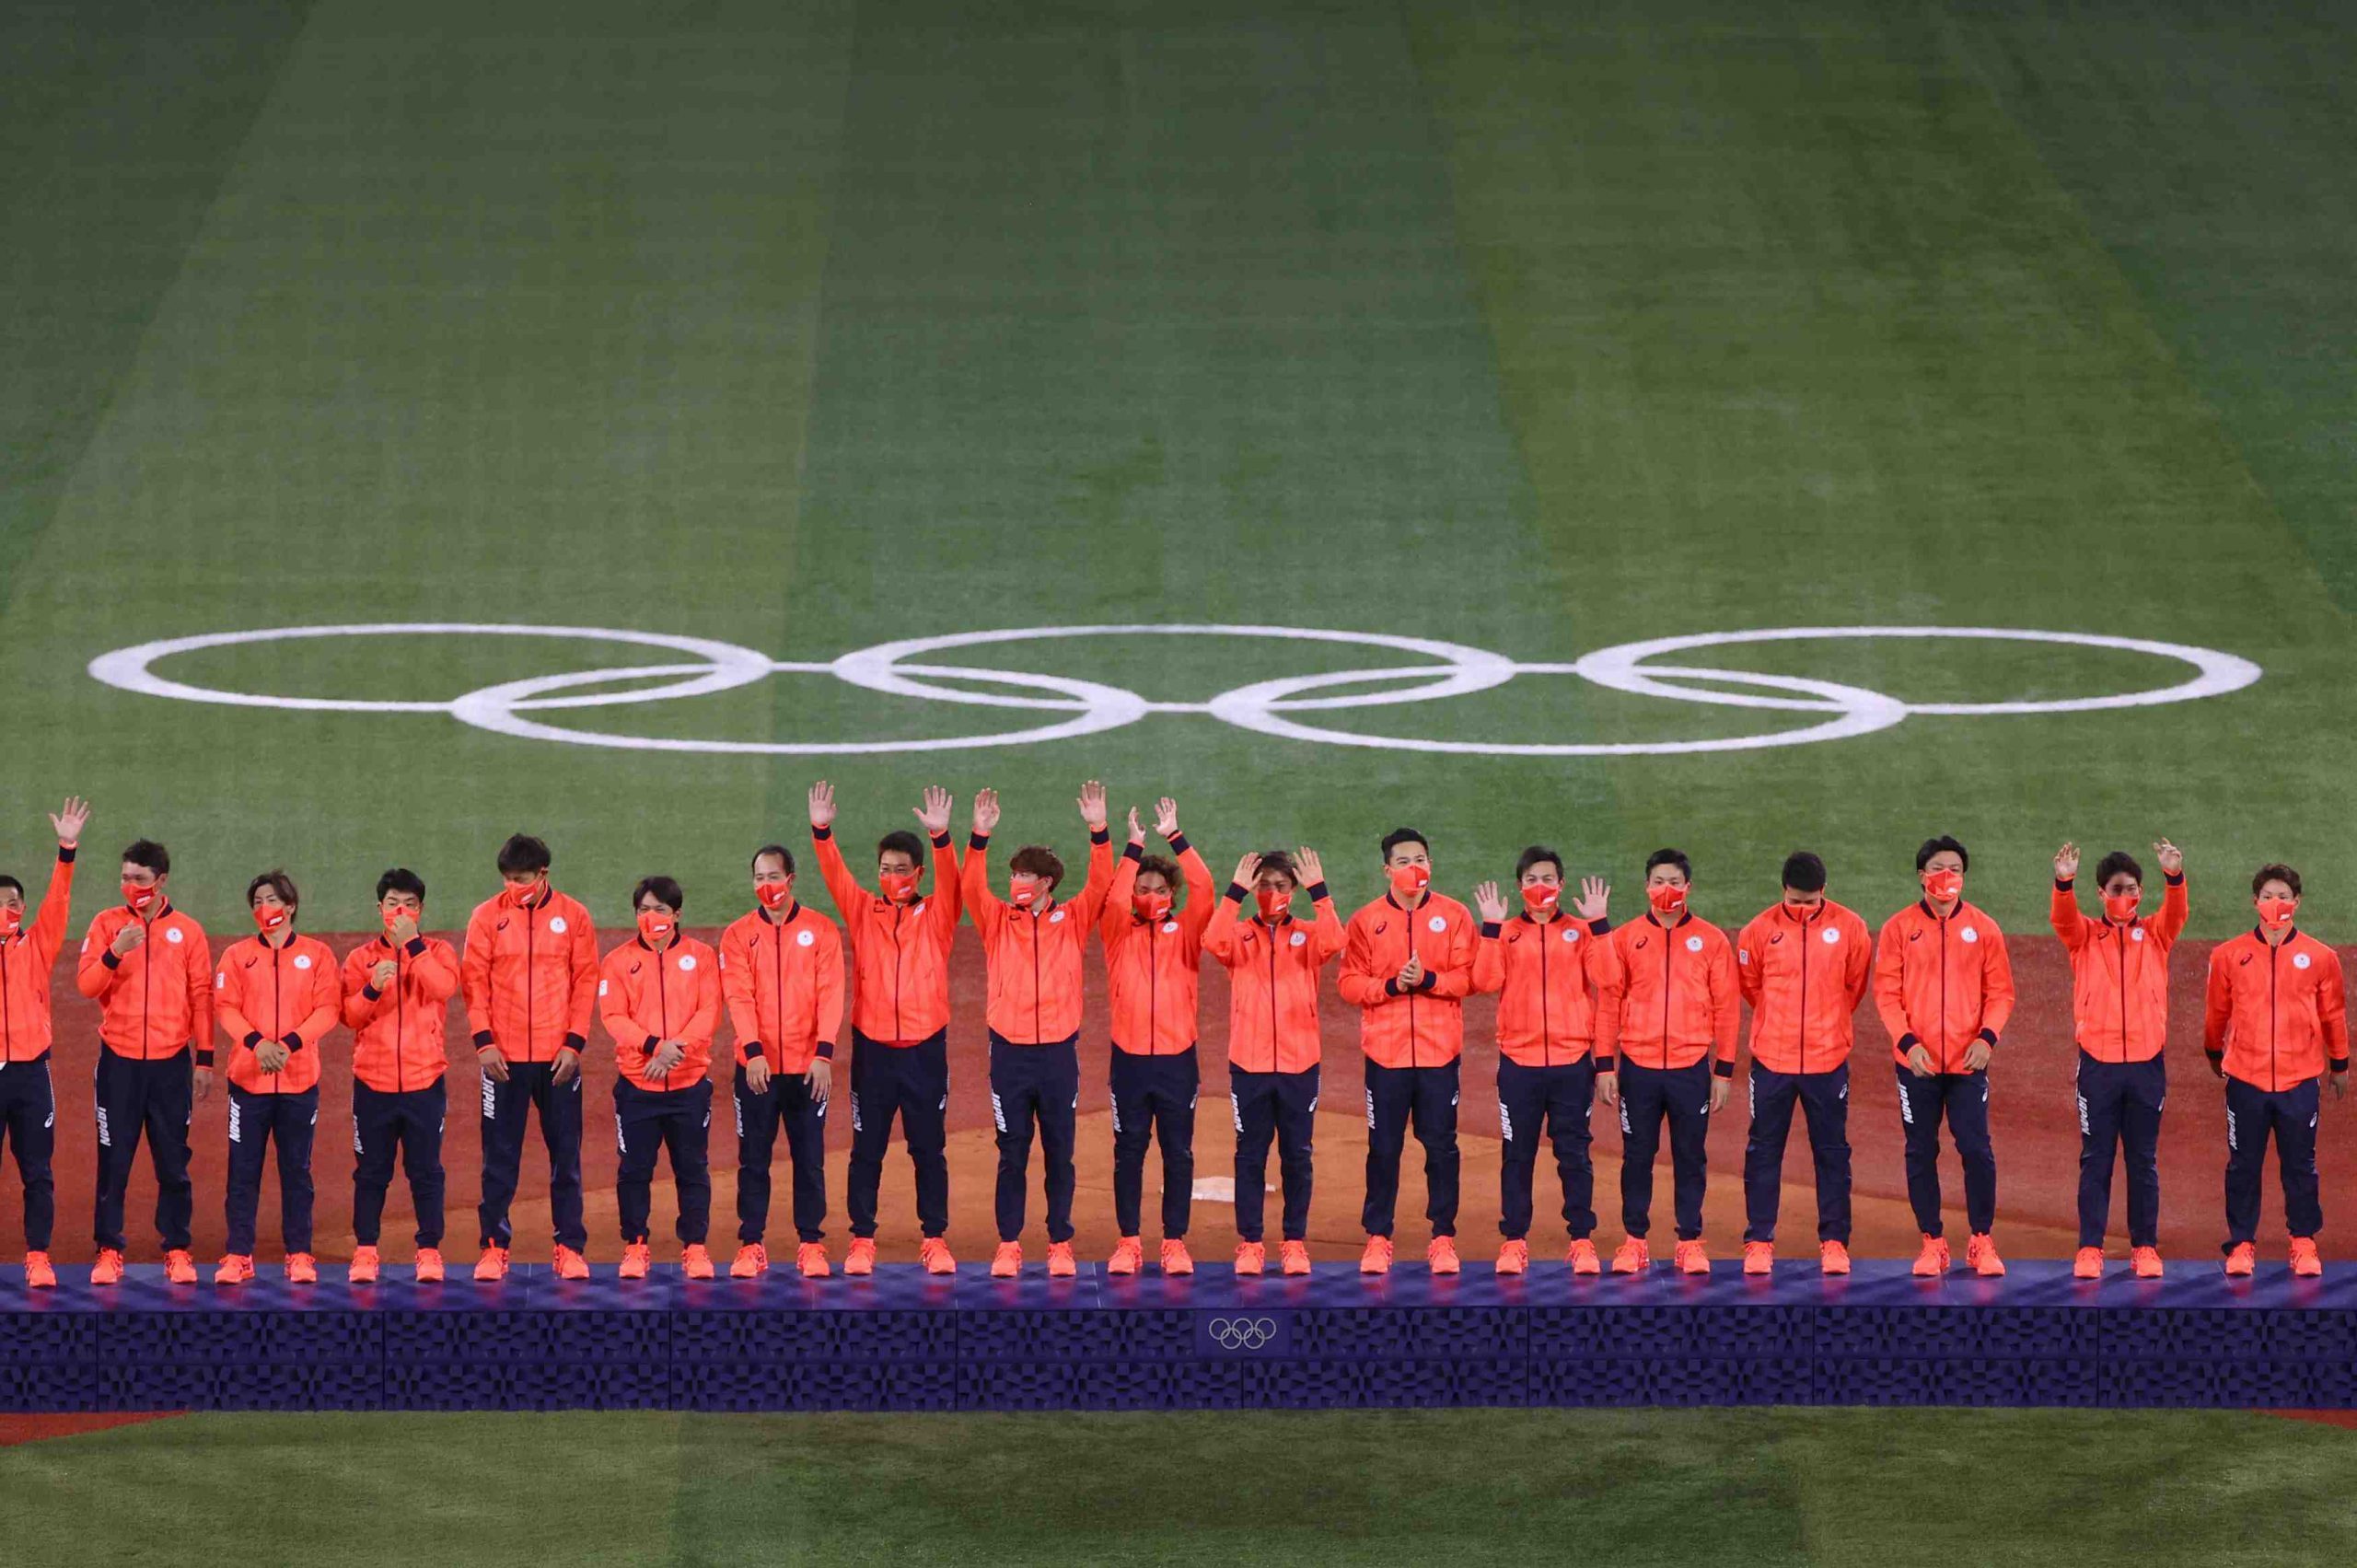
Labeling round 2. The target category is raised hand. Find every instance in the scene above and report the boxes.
[1473,880,1508,923]
[1127,807,1147,848]
[50,796,90,848]
[808,780,837,830]
[1573,876,1609,922]
[1294,848,1324,889]
[1154,796,1180,839]
[972,788,1001,836]
[1076,780,1108,832]
[2054,842,2079,882]
[914,785,953,837]
[2154,838,2183,877]
[1233,852,1263,888]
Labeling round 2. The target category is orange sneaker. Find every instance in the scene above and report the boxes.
[1279,1240,1311,1276]
[2131,1246,2164,1279]
[285,1253,318,1284]
[796,1243,830,1278]
[619,1243,652,1280]
[1046,1242,1077,1278]
[1359,1235,1394,1274]
[731,1244,769,1278]
[1569,1238,1601,1274]
[2291,1237,2324,1277]
[347,1246,380,1284]
[1967,1233,2005,1277]
[1495,1239,1529,1276]
[1674,1240,1710,1275]
[90,1249,126,1285]
[920,1237,956,1275]
[552,1245,590,1281]
[165,1249,197,1284]
[990,1241,1023,1278]
[844,1238,877,1276]
[1234,1242,1267,1276]
[1610,1238,1650,1274]
[1743,1241,1773,1275]
[1912,1235,1950,1276]
[1109,1237,1144,1276]
[474,1247,510,1282]
[1427,1237,1460,1275]
[682,1244,715,1280]
[2223,1241,2257,1276]
[1819,1241,1851,1275]
[414,1248,446,1283]
[2073,1247,2104,1279]
[24,1251,56,1289]
[1160,1239,1195,1276]
[213,1253,252,1286]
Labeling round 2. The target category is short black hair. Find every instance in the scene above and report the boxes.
[1515,844,1563,881]
[877,830,924,865]
[1256,850,1296,885]
[377,868,426,903]
[122,839,170,876]
[1009,845,1064,887]
[2095,851,2144,889]
[750,843,795,876]
[1781,852,1827,894]
[632,875,685,912]
[0,875,22,900]
[1380,828,1429,861]
[1644,847,1691,881]
[247,870,298,910]
[496,834,551,875]
[1136,854,1180,892]
[1914,835,1969,873]
[2253,863,2302,900]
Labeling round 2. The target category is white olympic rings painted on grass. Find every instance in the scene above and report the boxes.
[85,621,2261,758]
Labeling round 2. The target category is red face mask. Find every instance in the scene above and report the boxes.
[878,870,920,905]
[1256,886,1292,922]
[0,906,21,938]
[1922,869,1963,904]
[251,902,290,934]
[499,879,542,911]
[637,910,677,944]
[1647,883,1688,916]
[1134,890,1173,922]
[753,881,792,912]
[1522,884,1561,914]
[1387,863,1431,899]
[1009,877,1043,909]
[382,905,414,936]
[2102,890,2142,923]
[2258,897,2297,931]
[122,880,158,914]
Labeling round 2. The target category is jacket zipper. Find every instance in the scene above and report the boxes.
[2270,939,2280,1092]
[395,938,406,1094]
[891,903,906,1043]
[656,938,672,1089]
[1796,909,1808,1074]
[1937,910,1947,1074]
[1537,917,1553,1067]
[1267,922,1278,1074]
[525,902,536,1062]
[1660,917,1673,1062]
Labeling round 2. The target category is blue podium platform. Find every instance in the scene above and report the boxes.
[3,1261,2351,1412]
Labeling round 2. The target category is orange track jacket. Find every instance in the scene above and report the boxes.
[1873,900,2015,1072]
[78,900,213,1062]
[1735,900,1873,1074]
[719,901,845,1073]
[340,934,461,1094]
[215,933,341,1095]
[2050,874,2189,1063]
[1473,911,1608,1067]
[461,888,598,1063]
[811,825,962,1044]
[599,935,722,1090]
[1592,912,1740,1074]
[1338,892,1479,1069]
[1201,877,1343,1075]
[962,829,1114,1045]
[1100,836,1216,1056]
[0,850,75,1062]
[2204,927,2349,1091]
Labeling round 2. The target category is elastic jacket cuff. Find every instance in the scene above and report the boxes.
[1224,881,1248,903]
[1587,918,1612,937]
[472,1030,495,1049]
[968,831,990,852]
[57,845,76,864]
[284,1033,304,1053]
[1897,1032,1922,1053]
[929,830,952,849]
[1977,1028,1999,1048]
[2165,871,2186,886]
[562,1033,586,1053]
[361,984,382,1002]
[405,936,427,957]
[1166,830,1190,854]
[2335,1059,2350,1075]
[195,1049,215,1067]
[644,1034,662,1053]
[1121,842,1144,863]
[1384,978,1403,998]
[100,949,122,970]
[1089,828,1110,845]
[817,1040,835,1061]
[1418,971,1439,993]
[1480,921,1502,938]
[811,823,832,841]
[1594,1055,1618,1074]
[243,1032,262,1050]
[743,1041,765,1059]
[1713,1059,1736,1078]
[2055,877,2074,890]
[1306,880,1330,903]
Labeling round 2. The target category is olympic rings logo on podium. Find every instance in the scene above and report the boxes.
[1205,1316,1282,1352]
[87,621,2261,758]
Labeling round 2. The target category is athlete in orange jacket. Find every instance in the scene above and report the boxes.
[338,867,459,1283]
[1202,847,1340,1275]
[211,871,339,1284]
[599,875,721,1282]
[720,843,846,1280]
[77,835,211,1284]
[964,782,1115,1278]
[461,833,599,1281]
[1874,834,2015,1277]
[1339,827,1477,1275]
[1590,848,1738,1274]
[1472,848,1612,1275]
[1734,852,1872,1275]
[0,796,88,1288]
[2205,863,2346,1276]
[807,781,960,1276]
[1099,798,1215,1277]
[2053,839,2189,1278]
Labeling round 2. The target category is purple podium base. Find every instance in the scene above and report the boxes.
[3,1260,2350,1411]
